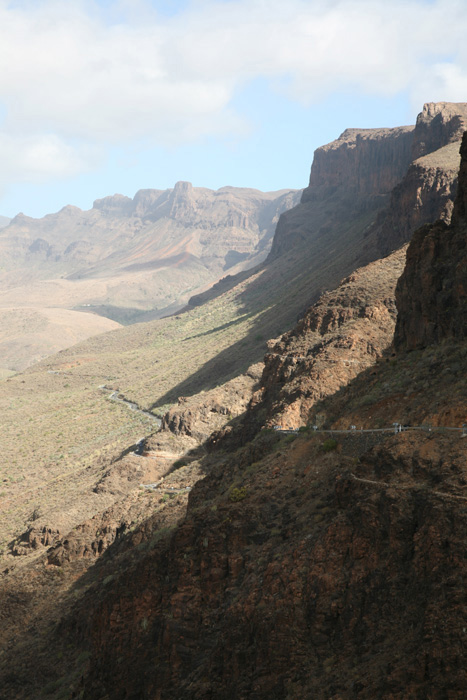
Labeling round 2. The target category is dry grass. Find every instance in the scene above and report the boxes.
[0,194,386,553]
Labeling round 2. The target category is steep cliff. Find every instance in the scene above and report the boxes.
[270,102,467,265]
[394,133,467,351]
[371,102,467,255]
[306,126,414,197]
[269,125,413,261]
[248,247,406,430]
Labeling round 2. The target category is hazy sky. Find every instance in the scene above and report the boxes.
[1,0,467,218]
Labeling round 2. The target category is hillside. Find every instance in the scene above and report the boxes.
[0,102,464,558]
[0,102,467,699]
[0,307,121,372]
[59,130,467,700]
[0,184,299,371]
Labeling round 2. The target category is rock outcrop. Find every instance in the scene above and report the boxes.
[395,132,467,350]
[270,102,467,264]
[161,364,263,442]
[411,101,467,159]
[249,247,407,429]
[306,125,414,198]
[372,102,467,255]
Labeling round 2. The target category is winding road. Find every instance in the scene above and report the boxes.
[99,385,161,427]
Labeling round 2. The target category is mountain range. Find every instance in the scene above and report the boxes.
[0,101,466,700]
[0,184,299,371]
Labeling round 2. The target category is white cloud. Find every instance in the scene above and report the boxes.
[1,0,467,185]
[0,131,101,195]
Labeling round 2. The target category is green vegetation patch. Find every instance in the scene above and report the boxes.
[229,486,248,502]
[320,438,338,453]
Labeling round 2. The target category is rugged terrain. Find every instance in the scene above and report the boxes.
[0,103,467,699]
[0,101,465,567]
[67,131,467,700]
[0,184,299,370]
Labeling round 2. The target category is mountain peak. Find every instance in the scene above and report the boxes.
[172,180,193,193]
[92,193,133,214]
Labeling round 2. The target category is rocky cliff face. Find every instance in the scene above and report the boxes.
[306,125,414,198]
[269,125,413,261]
[270,103,467,263]
[371,102,467,256]
[411,101,467,159]
[247,247,406,430]
[394,132,467,351]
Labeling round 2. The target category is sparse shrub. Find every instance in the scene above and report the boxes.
[320,438,338,453]
[283,434,296,444]
[148,526,175,549]
[229,486,248,502]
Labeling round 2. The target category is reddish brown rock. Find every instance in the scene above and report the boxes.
[247,247,406,429]
[395,133,467,350]
[73,431,467,700]
[161,364,263,441]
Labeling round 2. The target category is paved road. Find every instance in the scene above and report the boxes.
[99,385,161,426]
[274,424,467,436]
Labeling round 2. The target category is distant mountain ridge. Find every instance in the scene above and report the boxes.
[0,183,299,370]
[2,102,467,700]
[1,182,299,282]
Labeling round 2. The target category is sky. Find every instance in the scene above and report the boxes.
[1,0,467,218]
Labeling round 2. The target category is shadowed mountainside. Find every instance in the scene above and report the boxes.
[394,130,467,350]
[65,113,467,700]
[1,104,467,700]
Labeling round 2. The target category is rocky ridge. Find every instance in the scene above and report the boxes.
[393,136,467,350]
[247,246,407,430]
[1,105,467,700]
[0,183,299,293]
[0,184,299,370]
[66,115,467,699]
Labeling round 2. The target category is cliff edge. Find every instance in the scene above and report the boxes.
[395,132,467,350]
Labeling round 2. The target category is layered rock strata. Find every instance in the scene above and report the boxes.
[372,102,467,255]
[250,247,407,429]
[395,132,467,350]
[271,102,467,264]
